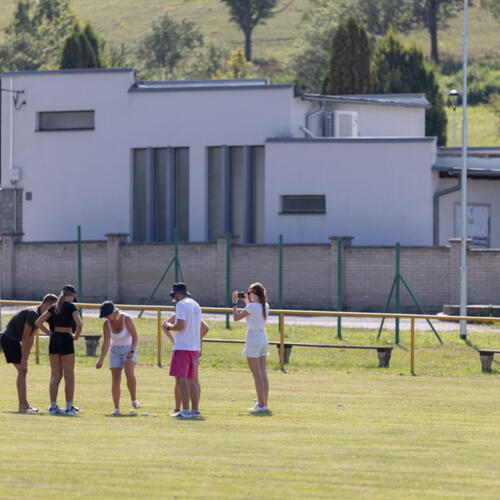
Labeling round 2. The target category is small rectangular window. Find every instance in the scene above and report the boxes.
[38,111,94,131]
[281,195,326,214]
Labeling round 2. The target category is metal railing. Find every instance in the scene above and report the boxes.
[1,300,499,373]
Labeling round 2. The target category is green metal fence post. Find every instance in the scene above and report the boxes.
[395,242,400,344]
[337,239,342,340]
[279,235,283,310]
[226,232,231,329]
[174,228,179,282]
[77,225,82,315]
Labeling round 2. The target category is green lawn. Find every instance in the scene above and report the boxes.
[445,104,500,147]
[0,315,499,498]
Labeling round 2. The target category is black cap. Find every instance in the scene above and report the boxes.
[169,282,191,298]
[62,284,78,301]
[99,301,116,318]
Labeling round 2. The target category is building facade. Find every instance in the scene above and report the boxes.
[2,68,497,247]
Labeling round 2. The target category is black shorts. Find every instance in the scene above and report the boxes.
[1,334,22,364]
[49,332,75,356]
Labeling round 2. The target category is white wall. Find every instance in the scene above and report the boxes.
[1,70,295,241]
[437,176,500,247]
[265,139,436,245]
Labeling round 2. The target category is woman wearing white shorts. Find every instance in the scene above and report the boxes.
[96,301,141,415]
[232,282,270,412]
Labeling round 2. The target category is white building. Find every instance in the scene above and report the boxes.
[1,68,497,246]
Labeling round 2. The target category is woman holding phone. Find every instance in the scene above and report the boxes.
[232,282,270,412]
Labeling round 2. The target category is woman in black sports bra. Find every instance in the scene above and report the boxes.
[35,284,83,416]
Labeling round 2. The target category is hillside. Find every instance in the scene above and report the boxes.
[0,0,498,65]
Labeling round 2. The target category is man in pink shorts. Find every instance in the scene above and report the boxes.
[163,283,203,419]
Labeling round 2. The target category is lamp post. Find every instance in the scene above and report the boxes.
[448,89,460,147]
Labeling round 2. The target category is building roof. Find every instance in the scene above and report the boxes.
[434,147,500,179]
[302,93,431,109]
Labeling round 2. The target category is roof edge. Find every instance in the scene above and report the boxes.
[2,68,135,78]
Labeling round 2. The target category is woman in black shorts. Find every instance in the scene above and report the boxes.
[35,284,83,416]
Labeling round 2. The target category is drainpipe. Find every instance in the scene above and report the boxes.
[433,176,461,246]
[304,102,325,138]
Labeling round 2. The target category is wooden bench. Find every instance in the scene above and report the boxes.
[478,349,500,373]
[203,339,394,367]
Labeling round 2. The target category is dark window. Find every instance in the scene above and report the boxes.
[281,195,326,214]
[38,111,94,131]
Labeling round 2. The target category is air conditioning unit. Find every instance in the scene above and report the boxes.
[324,111,358,138]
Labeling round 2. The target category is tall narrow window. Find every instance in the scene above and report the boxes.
[207,145,265,243]
[133,147,189,242]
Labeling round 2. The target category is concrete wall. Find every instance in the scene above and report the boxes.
[0,187,22,233]
[2,234,499,312]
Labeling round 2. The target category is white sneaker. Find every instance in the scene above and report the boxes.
[48,406,62,415]
[175,409,192,419]
[190,409,201,418]
[112,408,120,416]
[63,408,76,416]
[132,400,141,409]
[249,404,269,412]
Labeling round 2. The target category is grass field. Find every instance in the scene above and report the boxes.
[0,0,498,64]
[445,104,500,147]
[1,315,499,498]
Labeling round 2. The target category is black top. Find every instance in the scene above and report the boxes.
[2,308,39,342]
[48,302,78,332]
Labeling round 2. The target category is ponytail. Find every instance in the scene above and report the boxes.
[55,292,65,315]
[249,282,267,320]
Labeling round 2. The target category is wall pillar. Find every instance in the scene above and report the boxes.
[329,236,353,310]
[106,233,128,300]
[1,233,23,299]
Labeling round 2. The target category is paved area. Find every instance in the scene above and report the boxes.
[1,305,498,332]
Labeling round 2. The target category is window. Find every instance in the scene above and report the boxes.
[132,147,189,242]
[207,145,265,243]
[38,111,94,131]
[281,195,326,215]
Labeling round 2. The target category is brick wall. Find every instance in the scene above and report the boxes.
[1,234,498,312]
[0,188,22,234]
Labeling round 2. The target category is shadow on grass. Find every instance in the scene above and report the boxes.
[248,410,273,417]
[5,410,44,416]
[105,413,137,418]
[463,338,500,368]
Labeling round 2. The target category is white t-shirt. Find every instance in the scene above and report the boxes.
[173,297,202,351]
[244,301,269,330]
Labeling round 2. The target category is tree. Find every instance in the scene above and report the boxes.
[219,0,277,61]
[0,0,77,71]
[409,0,465,63]
[185,42,232,79]
[322,17,372,95]
[60,22,101,69]
[344,0,413,39]
[136,13,203,78]
[372,30,447,144]
[285,0,341,92]
[481,0,500,18]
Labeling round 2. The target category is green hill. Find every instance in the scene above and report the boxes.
[0,0,498,65]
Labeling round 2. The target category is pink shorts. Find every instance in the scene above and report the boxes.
[169,350,199,380]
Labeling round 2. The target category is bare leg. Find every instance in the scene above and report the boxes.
[176,377,190,410]
[247,357,264,406]
[14,363,29,411]
[61,354,75,403]
[49,354,62,403]
[111,367,122,409]
[258,356,269,406]
[174,379,181,411]
[123,360,137,403]
[189,367,200,411]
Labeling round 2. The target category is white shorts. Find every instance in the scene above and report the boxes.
[109,344,137,368]
[243,329,268,358]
